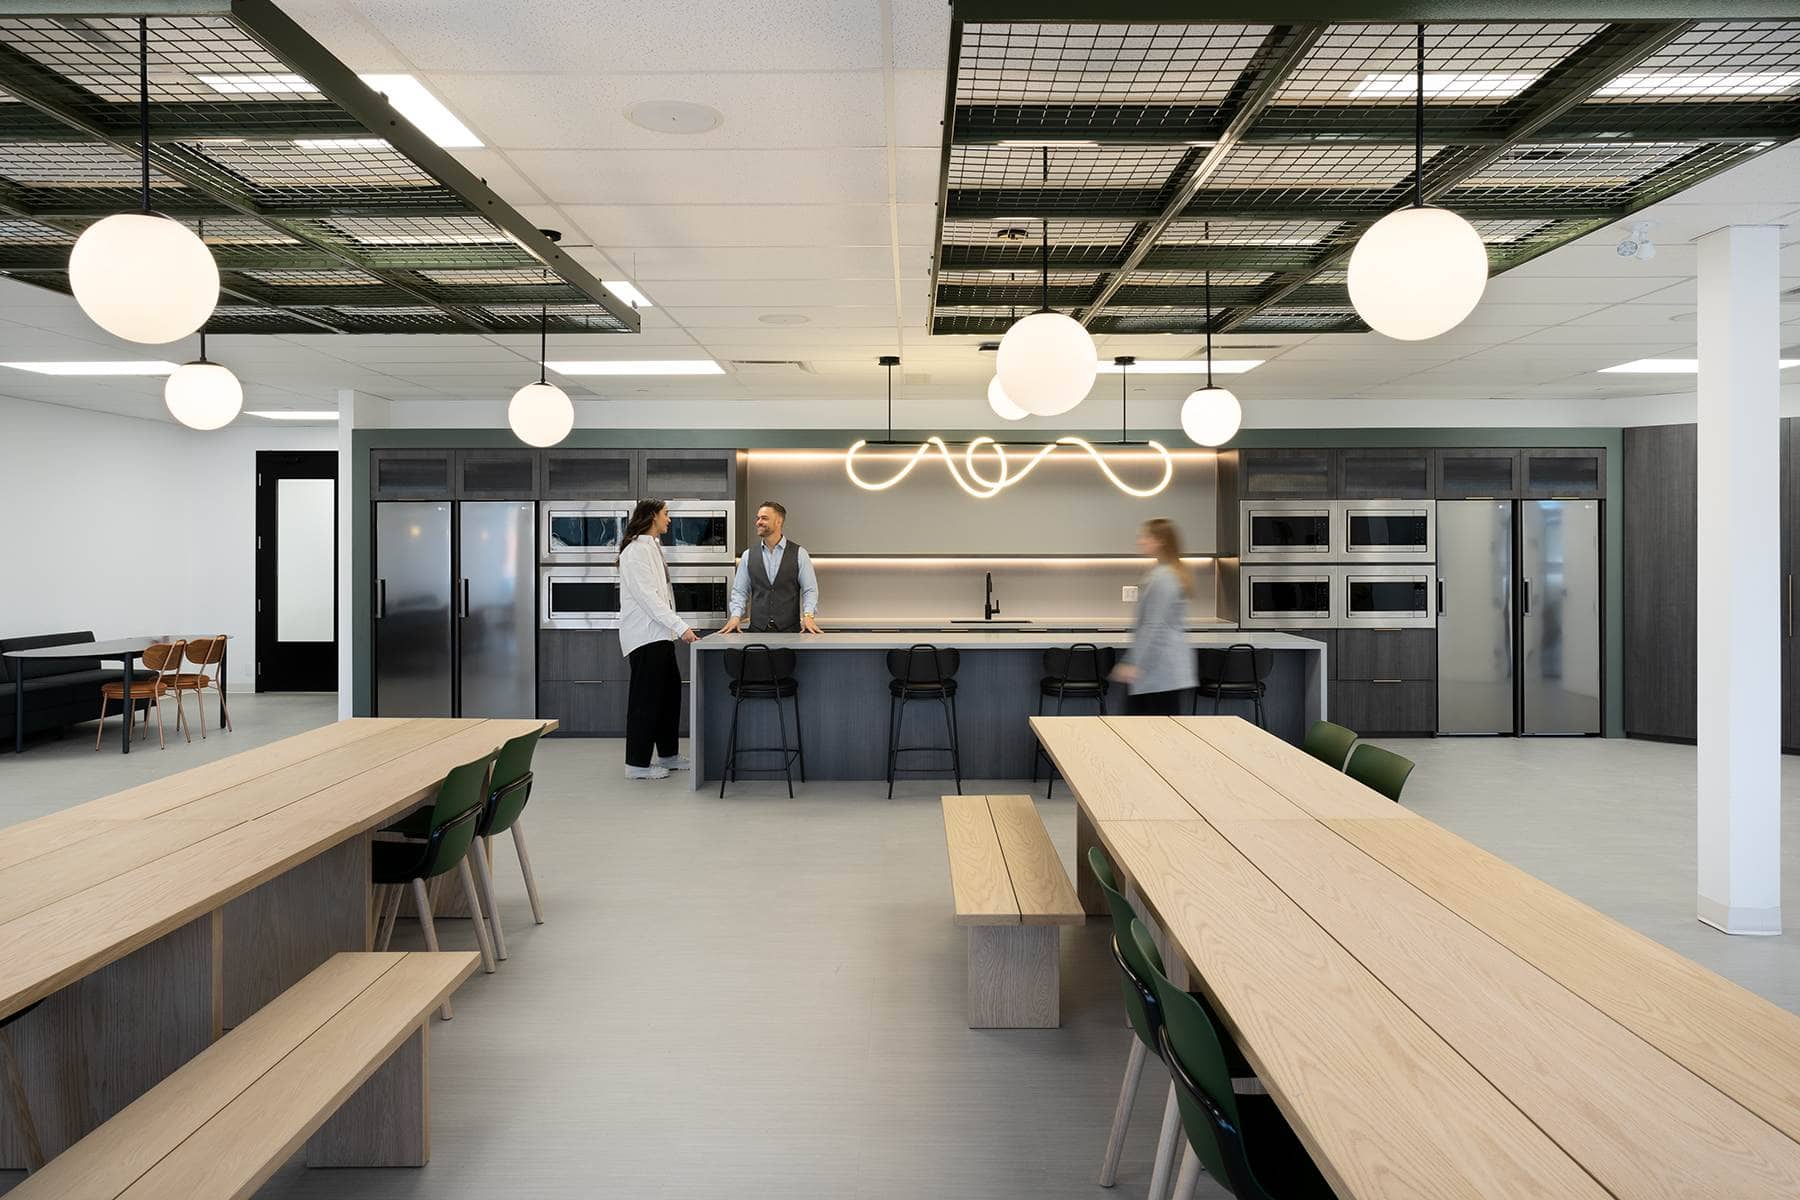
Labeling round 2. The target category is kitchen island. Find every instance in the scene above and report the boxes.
[686,629,1327,789]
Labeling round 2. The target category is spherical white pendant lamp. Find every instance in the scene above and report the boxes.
[987,374,1028,421]
[993,150,1097,417]
[71,18,218,345]
[1347,205,1486,341]
[1180,386,1241,447]
[508,381,574,447]
[509,277,574,447]
[72,212,219,345]
[1347,24,1486,342]
[164,329,241,430]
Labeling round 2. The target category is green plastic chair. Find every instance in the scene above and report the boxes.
[1345,743,1415,803]
[1301,720,1357,771]
[1089,847,1252,1193]
[471,727,547,962]
[1129,919,1334,1200]
[373,750,499,1018]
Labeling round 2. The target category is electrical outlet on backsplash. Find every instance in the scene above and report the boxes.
[1122,585,1139,603]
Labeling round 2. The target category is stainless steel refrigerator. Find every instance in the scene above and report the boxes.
[1437,499,1601,735]
[375,500,535,718]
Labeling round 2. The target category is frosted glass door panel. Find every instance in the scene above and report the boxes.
[277,477,334,642]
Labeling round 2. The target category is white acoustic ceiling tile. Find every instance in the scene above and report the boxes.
[890,0,954,70]
[445,148,547,206]
[280,0,411,70]
[674,306,900,329]
[1481,274,1690,305]
[618,245,907,281]
[1645,146,1800,207]
[566,203,897,247]
[1557,304,1697,328]
[896,146,945,205]
[349,0,882,73]
[430,72,887,150]
[895,69,949,147]
[1501,245,1696,280]
[510,148,893,205]
[1456,303,1607,328]
[649,279,899,307]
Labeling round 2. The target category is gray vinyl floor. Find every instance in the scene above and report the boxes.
[2,699,1798,1199]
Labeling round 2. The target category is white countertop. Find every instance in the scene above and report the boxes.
[816,616,1238,632]
[692,630,1323,653]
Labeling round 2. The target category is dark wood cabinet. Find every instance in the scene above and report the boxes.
[454,450,538,499]
[370,450,452,500]
[1622,425,1697,742]
[1523,448,1606,498]
[539,630,629,735]
[538,681,628,737]
[641,449,736,500]
[1436,449,1519,498]
[1338,449,1433,498]
[543,449,637,499]
[1238,448,1336,498]
[1336,629,1436,681]
[1332,681,1436,735]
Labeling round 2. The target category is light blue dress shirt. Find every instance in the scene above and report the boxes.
[728,537,820,619]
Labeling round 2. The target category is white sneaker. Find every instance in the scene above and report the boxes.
[655,754,693,771]
[625,764,671,780]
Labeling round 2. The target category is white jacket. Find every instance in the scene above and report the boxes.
[618,535,689,657]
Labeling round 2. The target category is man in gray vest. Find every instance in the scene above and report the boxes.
[719,500,822,634]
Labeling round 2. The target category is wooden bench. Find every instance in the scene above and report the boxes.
[941,794,1084,1028]
[9,951,476,1198]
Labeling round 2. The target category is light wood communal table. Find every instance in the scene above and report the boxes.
[0,716,553,1167]
[1032,714,1800,1200]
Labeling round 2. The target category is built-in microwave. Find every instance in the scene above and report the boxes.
[667,564,734,628]
[1239,500,1340,563]
[541,501,631,563]
[1239,564,1338,629]
[1342,500,1435,561]
[1340,564,1437,629]
[660,501,735,563]
[541,565,621,629]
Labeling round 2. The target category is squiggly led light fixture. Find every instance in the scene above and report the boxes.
[845,436,1173,499]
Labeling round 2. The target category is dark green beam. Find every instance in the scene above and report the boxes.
[948,185,1626,221]
[0,100,366,142]
[952,1,1798,21]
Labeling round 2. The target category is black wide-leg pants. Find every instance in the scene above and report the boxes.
[626,640,682,767]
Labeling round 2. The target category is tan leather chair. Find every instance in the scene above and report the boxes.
[168,634,232,737]
[96,640,186,750]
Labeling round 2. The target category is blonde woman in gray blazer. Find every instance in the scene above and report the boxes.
[1112,518,1197,713]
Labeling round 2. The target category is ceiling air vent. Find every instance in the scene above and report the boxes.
[726,360,815,376]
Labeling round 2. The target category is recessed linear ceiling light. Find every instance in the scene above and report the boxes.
[996,139,1098,148]
[198,72,315,96]
[1601,357,1800,373]
[2,360,177,375]
[759,313,811,326]
[602,280,653,309]
[1598,71,1800,97]
[1095,358,1263,374]
[357,74,482,148]
[546,359,724,376]
[246,410,340,421]
[294,137,388,150]
[1351,72,1539,100]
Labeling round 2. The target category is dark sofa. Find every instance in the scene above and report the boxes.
[0,631,133,744]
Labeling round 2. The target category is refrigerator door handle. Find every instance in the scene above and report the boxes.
[459,578,470,620]
[1521,579,1531,615]
[376,579,386,619]
[1787,574,1792,639]
[1437,578,1445,613]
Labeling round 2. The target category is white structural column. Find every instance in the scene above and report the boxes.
[1695,224,1783,935]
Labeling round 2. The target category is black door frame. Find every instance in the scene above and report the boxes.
[255,450,340,692]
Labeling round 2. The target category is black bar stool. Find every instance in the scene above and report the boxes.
[721,644,805,798]
[885,644,961,798]
[1032,643,1115,799]
[1193,643,1276,727]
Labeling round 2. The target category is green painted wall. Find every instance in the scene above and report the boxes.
[349,425,1624,736]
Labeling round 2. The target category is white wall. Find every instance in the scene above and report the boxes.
[0,396,336,688]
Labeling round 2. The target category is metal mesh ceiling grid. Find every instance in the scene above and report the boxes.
[0,11,632,335]
[932,14,1800,336]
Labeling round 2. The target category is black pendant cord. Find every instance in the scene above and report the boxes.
[1414,23,1425,209]
[1039,147,1050,312]
[887,359,894,441]
[1120,361,1128,442]
[1203,220,1214,390]
[138,18,150,213]
[538,268,549,385]
[195,217,208,361]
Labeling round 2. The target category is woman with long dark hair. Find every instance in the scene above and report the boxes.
[618,498,698,779]
[1111,517,1197,714]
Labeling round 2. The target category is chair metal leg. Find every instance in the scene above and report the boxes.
[510,820,545,924]
[470,838,507,962]
[948,692,963,794]
[410,878,453,1020]
[1169,1145,1202,1200]
[792,690,807,783]
[0,1025,45,1172]
[720,695,742,799]
[376,884,402,951]
[1099,1036,1148,1186]
[885,693,900,799]
[152,691,166,750]
[1031,692,1044,784]
[172,684,190,743]
[1147,1079,1182,1200]
[95,691,108,751]
[195,681,207,738]
[773,692,794,799]
[456,855,497,974]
